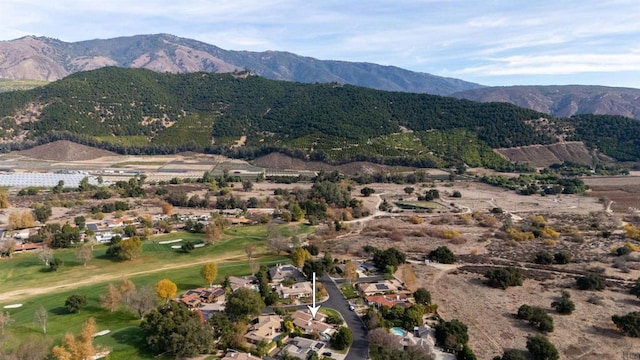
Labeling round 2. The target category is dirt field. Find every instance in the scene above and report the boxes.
[419,265,640,360]
[584,176,640,213]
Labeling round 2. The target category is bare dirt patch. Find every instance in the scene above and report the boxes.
[495,142,613,168]
[418,265,640,360]
[584,176,640,213]
[18,140,117,161]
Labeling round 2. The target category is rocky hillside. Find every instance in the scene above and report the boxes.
[0,34,482,96]
[453,85,640,120]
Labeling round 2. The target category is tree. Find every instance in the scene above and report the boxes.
[551,291,575,314]
[203,222,222,245]
[435,319,469,353]
[52,317,97,360]
[36,245,54,267]
[526,334,559,360]
[118,236,143,260]
[496,349,527,360]
[457,344,477,360]
[303,259,326,279]
[8,211,35,229]
[373,247,406,272]
[361,187,375,197]
[123,286,157,319]
[141,301,214,357]
[155,279,177,302]
[123,224,137,237]
[242,179,254,191]
[65,294,87,313]
[0,191,10,208]
[413,287,432,305]
[612,312,640,337]
[201,263,218,287]
[553,252,571,264]
[534,252,553,265]
[161,201,173,215]
[0,238,15,258]
[245,243,255,261]
[100,283,123,312]
[225,287,265,321]
[32,204,52,223]
[343,260,358,283]
[76,245,93,267]
[485,267,523,289]
[5,334,52,360]
[0,311,14,335]
[429,246,456,264]
[576,273,605,291]
[34,306,48,334]
[330,326,353,350]
[290,247,312,268]
[404,186,415,195]
[74,215,86,229]
[630,277,640,299]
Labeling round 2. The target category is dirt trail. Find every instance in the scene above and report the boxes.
[0,254,245,303]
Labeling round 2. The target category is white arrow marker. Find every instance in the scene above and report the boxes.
[307,272,321,319]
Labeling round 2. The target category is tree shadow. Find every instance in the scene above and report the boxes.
[50,306,69,315]
[589,325,621,339]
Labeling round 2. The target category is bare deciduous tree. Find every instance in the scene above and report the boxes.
[34,306,48,334]
[76,245,93,267]
[0,311,14,335]
[36,246,53,267]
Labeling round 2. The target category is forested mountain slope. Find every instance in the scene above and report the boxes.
[0,67,637,168]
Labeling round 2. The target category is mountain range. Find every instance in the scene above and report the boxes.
[0,33,638,120]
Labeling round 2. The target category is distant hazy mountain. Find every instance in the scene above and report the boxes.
[0,34,482,96]
[453,85,640,120]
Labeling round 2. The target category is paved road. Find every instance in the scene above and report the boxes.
[320,274,369,360]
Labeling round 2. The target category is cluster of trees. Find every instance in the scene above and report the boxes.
[106,236,143,260]
[516,304,554,332]
[428,246,456,264]
[363,246,407,275]
[485,267,523,289]
[534,251,571,265]
[90,200,130,214]
[100,277,157,318]
[435,319,476,358]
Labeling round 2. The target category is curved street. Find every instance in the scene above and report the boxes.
[320,274,369,360]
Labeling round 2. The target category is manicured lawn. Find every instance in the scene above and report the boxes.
[1,254,288,358]
[0,224,296,358]
[340,283,359,299]
[0,226,270,297]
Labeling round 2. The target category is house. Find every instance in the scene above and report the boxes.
[229,217,252,225]
[228,275,259,292]
[269,264,306,283]
[221,351,262,360]
[365,293,412,308]
[358,280,399,295]
[179,287,225,308]
[280,337,325,360]
[245,315,282,345]
[278,281,313,299]
[290,310,334,336]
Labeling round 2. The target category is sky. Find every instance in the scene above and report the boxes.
[1,0,640,88]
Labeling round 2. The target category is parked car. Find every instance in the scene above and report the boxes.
[349,305,355,311]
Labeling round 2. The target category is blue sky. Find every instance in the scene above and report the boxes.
[2,0,639,88]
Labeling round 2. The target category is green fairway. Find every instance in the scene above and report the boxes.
[0,227,270,299]
[0,224,293,358]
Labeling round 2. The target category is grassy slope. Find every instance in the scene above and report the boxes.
[0,225,292,359]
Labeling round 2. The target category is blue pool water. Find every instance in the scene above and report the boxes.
[391,327,407,336]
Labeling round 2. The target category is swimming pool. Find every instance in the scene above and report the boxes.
[391,327,407,336]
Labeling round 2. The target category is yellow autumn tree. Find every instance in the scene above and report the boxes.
[290,247,312,268]
[155,279,177,303]
[0,191,10,208]
[343,260,358,284]
[200,263,218,287]
[52,317,97,360]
